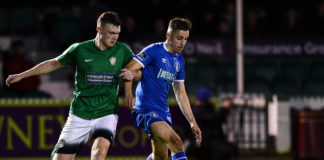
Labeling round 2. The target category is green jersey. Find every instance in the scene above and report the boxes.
[58,40,133,119]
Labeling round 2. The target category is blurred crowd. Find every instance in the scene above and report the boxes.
[1,0,324,98]
[1,0,324,50]
[1,0,324,45]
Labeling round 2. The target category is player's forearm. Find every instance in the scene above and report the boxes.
[125,60,143,70]
[124,80,133,97]
[175,91,197,127]
[19,59,62,79]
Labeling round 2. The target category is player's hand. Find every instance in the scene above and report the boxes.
[119,69,134,81]
[124,94,136,110]
[6,74,23,87]
[191,123,202,147]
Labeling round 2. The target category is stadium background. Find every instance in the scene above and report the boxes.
[1,0,324,159]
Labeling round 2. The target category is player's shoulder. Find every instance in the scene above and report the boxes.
[114,41,129,48]
[115,41,133,55]
[78,39,94,47]
[65,42,82,53]
[143,42,163,52]
[70,39,93,51]
[148,42,163,49]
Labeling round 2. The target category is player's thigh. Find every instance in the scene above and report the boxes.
[52,114,92,155]
[150,121,178,142]
[151,138,168,160]
[52,153,75,160]
[92,114,118,143]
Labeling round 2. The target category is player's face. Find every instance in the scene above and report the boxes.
[98,23,120,48]
[168,30,189,53]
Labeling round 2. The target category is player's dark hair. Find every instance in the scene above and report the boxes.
[167,17,192,33]
[97,11,121,27]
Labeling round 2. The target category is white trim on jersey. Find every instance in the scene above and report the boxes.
[133,57,145,68]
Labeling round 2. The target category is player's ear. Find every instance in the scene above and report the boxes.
[96,27,101,33]
[166,32,171,40]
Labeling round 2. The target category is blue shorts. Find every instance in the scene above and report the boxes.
[131,108,172,139]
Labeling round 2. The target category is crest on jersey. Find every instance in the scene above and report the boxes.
[149,111,159,118]
[175,61,180,72]
[109,57,116,66]
[161,58,167,63]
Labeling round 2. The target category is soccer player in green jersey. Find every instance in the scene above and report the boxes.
[6,11,137,160]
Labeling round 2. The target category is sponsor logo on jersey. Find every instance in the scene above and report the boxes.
[86,72,115,85]
[149,111,159,118]
[157,69,176,81]
[136,52,148,61]
[109,57,117,66]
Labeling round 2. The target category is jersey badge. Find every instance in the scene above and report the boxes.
[57,139,65,148]
[149,111,159,118]
[109,57,116,66]
[175,61,180,72]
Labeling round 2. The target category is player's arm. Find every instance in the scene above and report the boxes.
[120,59,143,81]
[6,58,63,87]
[121,59,143,110]
[173,81,202,147]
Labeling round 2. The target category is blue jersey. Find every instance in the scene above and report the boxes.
[133,42,185,112]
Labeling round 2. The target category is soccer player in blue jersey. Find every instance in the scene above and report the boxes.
[120,17,202,160]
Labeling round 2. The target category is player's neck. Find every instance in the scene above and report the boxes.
[165,40,176,54]
[94,35,109,51]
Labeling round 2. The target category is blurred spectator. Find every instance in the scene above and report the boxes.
[309,1,324,36]
[173,0,194,19]
[199,9,218,36]
[278,8,304,36]
[55,7,82,49]
[147,0,167,29]
[186,88,238,160]
[244,10,260,37]
[3,40,46,97]
[119,15,138,43]
[217,19,233,38]
[152,18,166,40]
[256,8,271,36]
[142,18,166,41]
[220,1,235,34]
